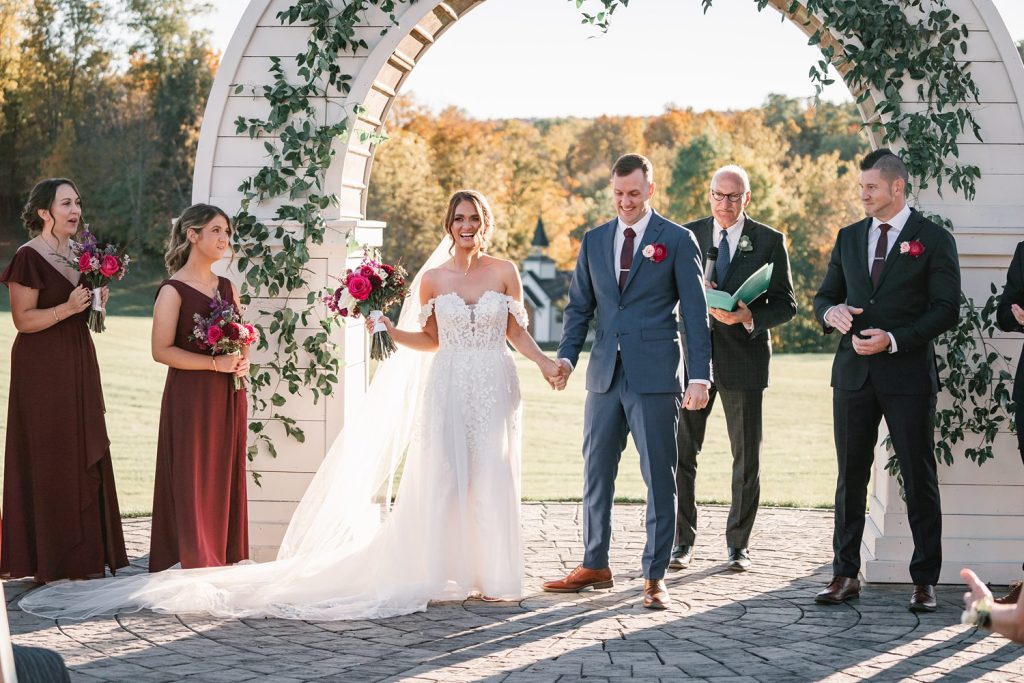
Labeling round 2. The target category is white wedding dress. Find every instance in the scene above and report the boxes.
[20,246,526,621]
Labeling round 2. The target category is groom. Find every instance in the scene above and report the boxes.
[543,154,712,609]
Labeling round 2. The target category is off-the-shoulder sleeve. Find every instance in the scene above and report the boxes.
[0,248,48,290]
[507,296,529,331]
[418,298,436,328]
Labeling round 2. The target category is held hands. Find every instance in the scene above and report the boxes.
[64,285,91,314]
[852,329,890,356]
[541,358,571,391]
[682,383,710,411]
[824,303,863,334]
[709,300,752,326]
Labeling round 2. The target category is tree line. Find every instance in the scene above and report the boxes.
[0,0,216,253]
[369,94,869,352]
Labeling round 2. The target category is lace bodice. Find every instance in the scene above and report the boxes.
[419,290,529,351]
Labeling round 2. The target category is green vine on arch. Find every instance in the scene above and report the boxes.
[233,0,1010,474]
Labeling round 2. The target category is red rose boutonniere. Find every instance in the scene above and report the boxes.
[899,240,925,258]
[642,243,668,263]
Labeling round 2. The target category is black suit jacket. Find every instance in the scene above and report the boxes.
[813,209,961,395]
[685,215,797,390]
[996,240,1024,402]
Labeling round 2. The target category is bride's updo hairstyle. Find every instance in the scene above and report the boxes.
[443,190,494,254]
[164,203,232,275]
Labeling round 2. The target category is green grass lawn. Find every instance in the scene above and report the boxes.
[0,312,839,513]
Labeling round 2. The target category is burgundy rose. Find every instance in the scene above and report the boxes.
[225,323,242,341]
[382,264,394,275]
[99,255,120,277]
[908,240,925,257]
[369,274,382,287]
[651,243,668,263]
[359,265,375,278]
[347,274,372,300]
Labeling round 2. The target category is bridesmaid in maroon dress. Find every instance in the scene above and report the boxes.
[0,178,128,582]
[149,203,249,572]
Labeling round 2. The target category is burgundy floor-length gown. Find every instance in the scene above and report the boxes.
[148,277,248,572]
[0,247,128,581]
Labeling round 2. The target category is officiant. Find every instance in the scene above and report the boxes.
[672,165,796,572]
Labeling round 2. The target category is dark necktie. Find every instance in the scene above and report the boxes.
[871,223,891,288]
[619,227,636,290]
[716,229,731,284]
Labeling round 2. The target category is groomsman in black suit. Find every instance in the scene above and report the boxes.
[995,240,1024,605]
[813,149,960,612]
[671,165,797,572]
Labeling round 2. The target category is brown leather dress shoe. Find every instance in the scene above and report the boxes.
[815,576,861,604]
[909,584,937,612]
[995,580,1022,605]
[642,579,671,610]
[542,565,613,593]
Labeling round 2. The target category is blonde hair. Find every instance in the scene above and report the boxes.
[164,204,231,274]
[443,190,495,253]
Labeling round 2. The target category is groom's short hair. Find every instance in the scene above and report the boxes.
[861,148,909,185]
[612,154,654,184]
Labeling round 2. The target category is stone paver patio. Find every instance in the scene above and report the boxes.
[5,503,1023,682]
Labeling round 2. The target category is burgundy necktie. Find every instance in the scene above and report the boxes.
[871,223,891,288]
[619,227,636,290]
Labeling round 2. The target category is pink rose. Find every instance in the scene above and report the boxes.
[206,326,224,345]
[347,274,372,301]
[99,255,120,277]
[642,245,655,259]
[243,324,258,343]
[78,253,92,272]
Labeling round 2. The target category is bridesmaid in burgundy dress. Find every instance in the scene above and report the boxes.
[0,178,128,582]
[149,203,249,572]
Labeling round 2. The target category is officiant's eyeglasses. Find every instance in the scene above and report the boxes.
[710,190,746,203]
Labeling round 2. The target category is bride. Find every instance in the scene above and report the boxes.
[19,189,566,621]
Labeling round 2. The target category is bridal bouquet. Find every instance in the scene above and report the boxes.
[324,248,409,360]
[190,292,259,390]
[54,228,132,332]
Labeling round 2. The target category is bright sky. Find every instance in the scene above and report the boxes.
[201,0,1024,118]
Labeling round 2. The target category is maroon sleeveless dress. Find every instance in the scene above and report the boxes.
[0,247,128,581]
[148,277,248,571]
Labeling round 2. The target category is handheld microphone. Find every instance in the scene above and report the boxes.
[703,246,719,283]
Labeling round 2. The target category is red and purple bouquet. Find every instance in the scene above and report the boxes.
[189,292,259,390]
[54,227,132,332]
[324,248,409,360]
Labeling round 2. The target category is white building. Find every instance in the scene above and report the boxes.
[520,217,572,344]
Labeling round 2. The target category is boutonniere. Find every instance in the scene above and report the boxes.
[899,240,925,258]
[737,235,753,253]
[642,243,668,263]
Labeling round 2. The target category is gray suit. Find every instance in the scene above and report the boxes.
[559,210,712,579]
[676,216,797,548]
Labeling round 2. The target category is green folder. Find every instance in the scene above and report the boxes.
[705,263,774,311]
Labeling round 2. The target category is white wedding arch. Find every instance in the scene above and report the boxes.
[194,0,1024,581]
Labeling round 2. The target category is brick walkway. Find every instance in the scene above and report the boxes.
[5,504,1023,682]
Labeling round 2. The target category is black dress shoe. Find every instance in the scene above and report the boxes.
[815,576,861,604]
[909,584,937,612]
[668,545,693,570]
[727,547,751,571]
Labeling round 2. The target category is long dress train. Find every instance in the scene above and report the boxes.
[19,278,526,620]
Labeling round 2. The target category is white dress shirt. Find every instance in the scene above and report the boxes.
[614,208,653,277]
[713,214,746,263]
